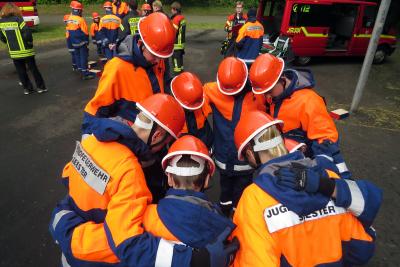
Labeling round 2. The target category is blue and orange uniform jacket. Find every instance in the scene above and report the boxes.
[90,21,100,44]
[235,18,264,63]
[232,151,382,267]
[203,82,265,175]
[143,189,235,250]
[180,105,213,149]
[82,35,168,158]
[269,69,350,178]
[49,133,193,267]
[65,14,89,48]
[98,14,121,47]
[112,1,129,18]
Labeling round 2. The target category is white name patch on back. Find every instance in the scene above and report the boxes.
[264,201,347,233]
[71,141,110,195]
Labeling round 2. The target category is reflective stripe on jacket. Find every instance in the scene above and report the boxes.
[60,135,151,265]
[65,14,89,47]
[171,14,186,50]
[224,13,247,39]
[203,82,265,173]
[0,16,35,59]
[235,20,264,62]
[99,14,121,45]
[232,151,381,267]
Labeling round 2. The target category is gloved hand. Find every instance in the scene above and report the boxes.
[92,39,96,45]
[274,162,336,197]
[191,227,239,267]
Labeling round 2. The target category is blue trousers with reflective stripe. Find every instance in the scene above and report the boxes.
[74,46,89,74]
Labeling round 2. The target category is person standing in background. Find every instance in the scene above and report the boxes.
[170,1,186,75]
[117,0,140,43]
[111,0,129,18]
[99,1,121,60]
[90,12,102,57]
[65,1,95,80]
[0,2,47,94]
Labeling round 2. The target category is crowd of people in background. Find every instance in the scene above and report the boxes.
[63,0,186,81]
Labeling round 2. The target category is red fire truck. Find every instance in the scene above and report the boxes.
[257,0,397,64]
[0,0,40,27]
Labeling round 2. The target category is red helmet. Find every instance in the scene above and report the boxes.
[70,1,83,10]
[234,110,283,160]
[103,1,113,8]
[138,12,175,58]
[162,135,216,176]
[217,57,248,95]
[170,72,204,110]
[92,12,100,19]
[249,54,284,94]
[141,3,151,11]
[136,94,185,139]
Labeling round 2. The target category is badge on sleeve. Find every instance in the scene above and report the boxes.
[71,141,110,195]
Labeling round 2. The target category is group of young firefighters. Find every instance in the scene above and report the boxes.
[63,0,186,80]
[48,1,383,267]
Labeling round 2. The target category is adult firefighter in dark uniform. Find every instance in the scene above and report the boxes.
[0,3,47,95]
[223,1,247,57]
[170,1,186,75]
[117,0,140,43]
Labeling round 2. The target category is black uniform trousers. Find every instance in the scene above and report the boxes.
[172,49,184,74]
[13,56,45,91]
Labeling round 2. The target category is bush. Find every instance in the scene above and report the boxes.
[37,0,259,7]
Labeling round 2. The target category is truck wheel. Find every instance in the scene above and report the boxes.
[373,47,387,64]
[295,56,311,66]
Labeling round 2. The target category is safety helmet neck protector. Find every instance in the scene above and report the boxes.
[162,135,216,176]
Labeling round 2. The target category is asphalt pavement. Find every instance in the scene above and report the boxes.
[0,24,399,266]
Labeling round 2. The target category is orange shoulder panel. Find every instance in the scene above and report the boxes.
[233,184,281,267]
[143,204,180,242]
[203,82,234,121]
[84,57,156,116]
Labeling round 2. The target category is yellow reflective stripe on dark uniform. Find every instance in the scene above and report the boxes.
[15,29,26,50]
[0,20,35,59]
[19,21,26,29]
[0,22,19,30]
[128,17,140,34]
[175,19,185,50]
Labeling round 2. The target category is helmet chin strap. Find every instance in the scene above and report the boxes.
[249,140,262,167]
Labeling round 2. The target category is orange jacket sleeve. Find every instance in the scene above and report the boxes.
[80,17,89,35]
[232,185,280,267]
[300,91,338,143]
[104,162,152,248]
[71,222,119,263]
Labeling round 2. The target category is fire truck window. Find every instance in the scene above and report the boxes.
[363,6,376,28]
[289,4,331,27]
